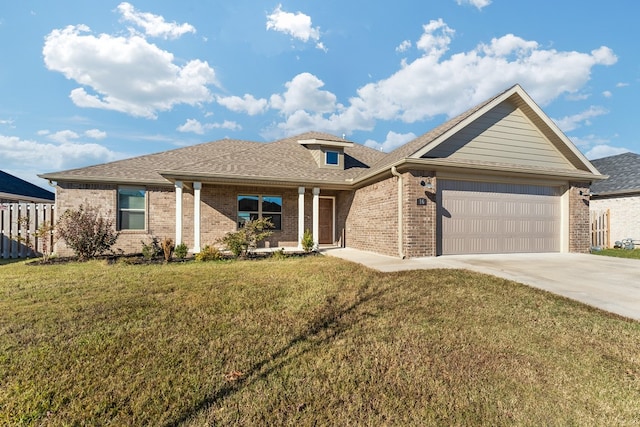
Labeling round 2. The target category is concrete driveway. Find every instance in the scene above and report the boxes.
[323,248,640,322]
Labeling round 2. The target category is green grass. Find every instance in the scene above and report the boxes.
[592,248,640,259]
[1,256,639,426]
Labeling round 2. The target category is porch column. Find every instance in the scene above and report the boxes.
[193,182,202,253]
[298,187,305,250]
[312,187,320,249]
[174,181,183,245]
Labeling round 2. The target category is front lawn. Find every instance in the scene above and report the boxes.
[592,247,640,259]
[1,256,639,425]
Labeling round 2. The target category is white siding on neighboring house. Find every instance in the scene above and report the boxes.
[590,196,640,244]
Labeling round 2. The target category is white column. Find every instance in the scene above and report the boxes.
[312,187,320,249]
[193,182,202,253]
[298,187,305,249]
[175,181,183,246]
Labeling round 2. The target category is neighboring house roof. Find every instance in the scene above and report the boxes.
[590,152,640,196]
[39,84,603,188]
[0,170,55,202]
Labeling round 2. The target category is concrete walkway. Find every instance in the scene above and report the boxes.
[322,248,640,322]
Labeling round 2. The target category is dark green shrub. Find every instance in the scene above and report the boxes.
[218,218,274,258]
[56,204,119,260]
[141,237,161,260]
[174,242,188,260]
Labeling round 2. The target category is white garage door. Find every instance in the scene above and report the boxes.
[439,180,562,255]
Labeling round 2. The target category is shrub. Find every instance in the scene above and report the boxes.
[195,245,222,262]
[218,218,274,258]
[174,242,188,260]
[160,237,174,263]
[301,228,315,253]
[271,248,287,260]
[56,205,119,260]
[141,237,161,261]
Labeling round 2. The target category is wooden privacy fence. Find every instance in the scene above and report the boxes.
[0,203,55,259]
[590,209,610,249]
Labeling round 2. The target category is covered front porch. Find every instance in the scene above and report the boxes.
[171,180,342,253]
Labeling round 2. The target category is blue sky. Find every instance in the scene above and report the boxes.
[1,1,637,189]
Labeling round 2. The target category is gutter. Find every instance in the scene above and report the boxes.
[390,166,405,259]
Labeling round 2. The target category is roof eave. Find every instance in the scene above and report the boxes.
[354,157,605,187]
[38,173,169,186]
[159,171,355,190]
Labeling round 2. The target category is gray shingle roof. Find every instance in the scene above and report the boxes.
[0,170,54,201]
[39,131,387,186]
[39,86,602,188]
[590,152,640,196]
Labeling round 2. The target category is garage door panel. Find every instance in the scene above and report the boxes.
[440,181,561,255]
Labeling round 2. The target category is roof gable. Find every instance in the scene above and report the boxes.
[419,99,574,170]
[409,85,599,174]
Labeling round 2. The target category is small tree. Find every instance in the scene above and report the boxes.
[301,228,315,253]
[34,221,55,262]
[56,204,119,260]
[219,217,274,258]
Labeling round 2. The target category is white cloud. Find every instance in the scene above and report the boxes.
[364,131,417,153]
[455,0,492,10]
[343,21,617,125]
[177,118,241,134]
[43,24,217,119]
[117,2,195,39]
[217,94,268,116]
[602,90,612,98]
[266,4,325,51]
[554,106,608,132]
[585,145,630,160]
[255,20,616,140]
[270,72,339,115]
[396,40,412,53]
[47,130,80,144]
[177,118,205,134]
[85,129,107,139]
[0,133,122,174]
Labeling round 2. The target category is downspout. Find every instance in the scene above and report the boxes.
[390,166,405,259]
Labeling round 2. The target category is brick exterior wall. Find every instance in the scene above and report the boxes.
[590,194,640,245]
[568,182,591,253]
[54,181,351,256]
[345,176,399,257]
[402,170,437,257]
[54,177,594,258]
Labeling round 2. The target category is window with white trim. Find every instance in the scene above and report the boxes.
[118,187,146,230]
[238,195,282,230]
[325,150,339,165]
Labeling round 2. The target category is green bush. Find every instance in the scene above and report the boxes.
[56,204,119,260]
[195,245,222,262]
[141,237,161,261]
[174,242,188,260]
[271,248,287,260]
[218,218,274,258]
[301,228,315,252]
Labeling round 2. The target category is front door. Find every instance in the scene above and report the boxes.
[318,198,334,244]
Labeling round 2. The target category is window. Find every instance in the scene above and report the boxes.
[118,187,145,230]
[238,195,282,230]
[325,150,339,165]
